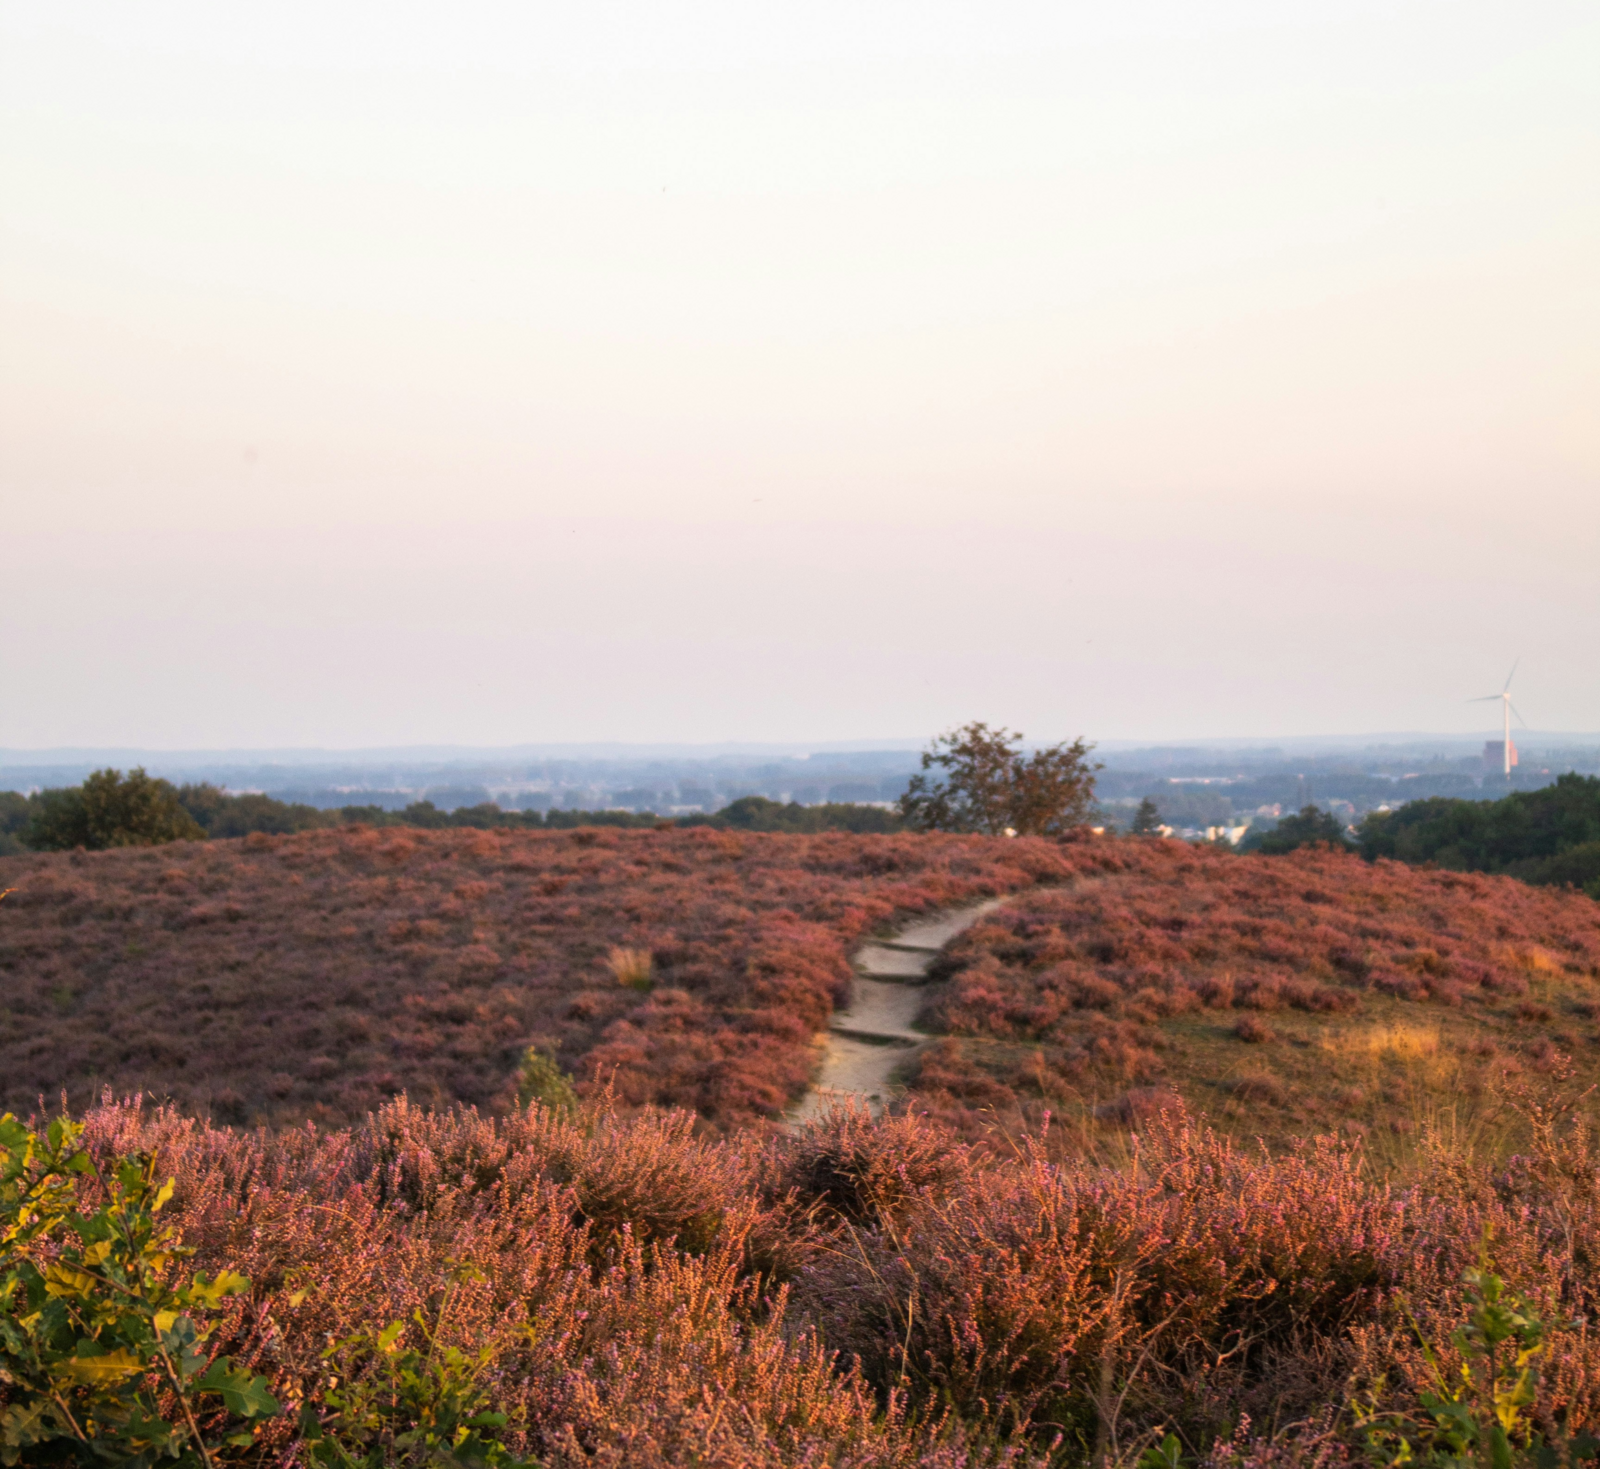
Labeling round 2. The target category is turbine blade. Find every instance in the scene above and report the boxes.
[1467,695,1501,703]
[1503,657,1520,693]
[1509,701,1531,730]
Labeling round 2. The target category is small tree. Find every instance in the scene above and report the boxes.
[515,1048,579,1115]
[1130,797,1163,836]
[1352,1242,1569,1469]
[1242,804,1351,856]
[898,723,1100,837]
[0,793,32,857]
[24,769,204,852]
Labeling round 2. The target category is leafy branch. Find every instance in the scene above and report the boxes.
[0,1112,278,1466]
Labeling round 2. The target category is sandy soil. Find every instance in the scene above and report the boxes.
[788,898,1005,1125]
[882,899,1007,952]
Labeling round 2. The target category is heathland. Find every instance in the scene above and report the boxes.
[7,824,1600,1466]
[11,1083,1600,1466]
[906,839,1600,1153]
[4,827,1598,1147]
[0,825,1067,1126]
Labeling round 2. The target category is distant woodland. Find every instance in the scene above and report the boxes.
[4,766,1599,901]
[0,771,900,855]
[1357,772,1600,897]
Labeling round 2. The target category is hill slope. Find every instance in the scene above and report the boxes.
[9,828,1598,1143]
[906,838,1600,1150]
[0,825,1068,1126]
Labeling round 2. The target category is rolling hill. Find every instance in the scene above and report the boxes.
[6,826,1599,1148]
[0,824,1067,1127]
[906,838,1600,1153]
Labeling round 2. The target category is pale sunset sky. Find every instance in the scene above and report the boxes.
[2,2,1596,747]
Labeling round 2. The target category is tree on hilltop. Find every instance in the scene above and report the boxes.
[899,722,1100,837]
[1130,797,1163,836]
[0,790,33,855]
[1241,804,1351,855]
[24,767,204,851]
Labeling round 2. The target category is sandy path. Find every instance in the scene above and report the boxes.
[787,898,1006,1125]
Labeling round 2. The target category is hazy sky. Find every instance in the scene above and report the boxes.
[3,2,1596,749]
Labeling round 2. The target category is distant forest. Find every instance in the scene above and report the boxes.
[1358,772,1600,898]
[1224,777,1600,899]
[4,768,1599,902]
[0,776,901,855]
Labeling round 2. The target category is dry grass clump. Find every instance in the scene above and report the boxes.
[605,945,655,991]
[1500,944,1566,976]
[1318,1021,1440,1062]
[1221,1072,1287,1104]
[0,826,1077,1128]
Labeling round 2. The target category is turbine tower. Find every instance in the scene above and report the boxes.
[1470,661,1526,779]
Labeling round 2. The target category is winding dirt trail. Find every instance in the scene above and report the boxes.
[787,898,1007,1125]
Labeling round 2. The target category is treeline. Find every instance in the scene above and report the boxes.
[0,769,902,854]
[1243,775,1600,899]
[1116,780,1591,904]
[8,766,1598,898]
[1358,771,1600,897]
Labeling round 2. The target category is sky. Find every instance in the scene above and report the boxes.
[2,1,1597,750]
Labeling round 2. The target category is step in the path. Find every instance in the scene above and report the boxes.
[884,899,1006,952]
[853,944,935,980]
[828,976,927,1043]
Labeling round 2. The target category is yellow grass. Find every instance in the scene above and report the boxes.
[606,946,655,991]
[1316,1019,1441,1062]
[1495,944,1566,976]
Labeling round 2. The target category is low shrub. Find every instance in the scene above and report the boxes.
[9,1082,1600,1465]
[769,1103,972,1226]
[514,1048,578,1114]
[0,1112,277,1465]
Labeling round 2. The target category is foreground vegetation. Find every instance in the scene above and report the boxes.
[8,1086,1600,1466]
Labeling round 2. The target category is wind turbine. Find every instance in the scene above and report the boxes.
[1469,660,1528,779]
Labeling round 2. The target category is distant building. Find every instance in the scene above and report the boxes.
[1482,740,1519,773]
[1204,825,1251,846]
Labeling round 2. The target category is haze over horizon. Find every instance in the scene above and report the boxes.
[4,2,1596,749]
[6,729,1600,768]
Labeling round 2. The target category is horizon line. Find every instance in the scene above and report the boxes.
[4,730,1600,767]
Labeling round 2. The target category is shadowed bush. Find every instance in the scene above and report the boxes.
[770,1103,972,1226]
